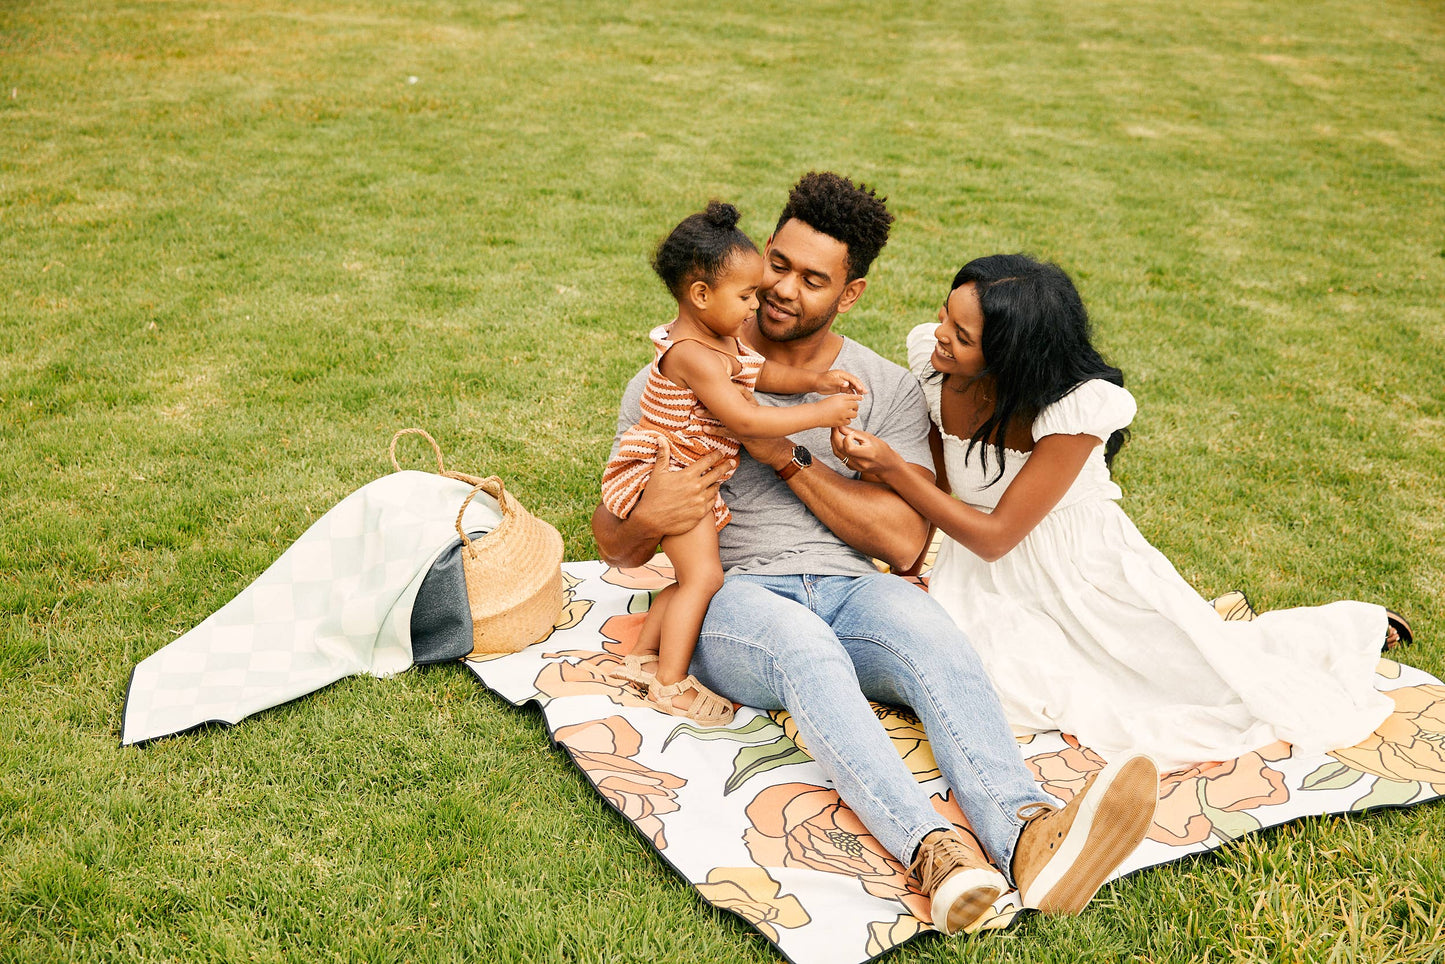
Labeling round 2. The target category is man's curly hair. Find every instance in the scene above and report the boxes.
[775,171,894,282]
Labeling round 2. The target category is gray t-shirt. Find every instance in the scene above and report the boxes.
[611,336,932,577]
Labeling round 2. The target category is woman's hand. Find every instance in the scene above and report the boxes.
[832,426,904,476]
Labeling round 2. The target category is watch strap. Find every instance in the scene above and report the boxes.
[776,444,811,481]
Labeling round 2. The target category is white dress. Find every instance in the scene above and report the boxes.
[907,324,1394,770]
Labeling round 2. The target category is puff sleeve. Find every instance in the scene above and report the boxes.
[1032,379,1136,443]
[906,323,943,427]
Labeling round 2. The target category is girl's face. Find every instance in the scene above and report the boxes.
[700,248,764,337]
[932,282,986,378]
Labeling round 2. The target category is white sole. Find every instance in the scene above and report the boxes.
[931,866,1006,935]
[1023,755,1159,914]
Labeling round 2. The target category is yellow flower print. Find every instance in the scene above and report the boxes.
[1330,685,1445,785]
[695,867,810,941]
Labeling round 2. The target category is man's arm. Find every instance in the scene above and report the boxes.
[592,439,731,568]
[740,434,931,572]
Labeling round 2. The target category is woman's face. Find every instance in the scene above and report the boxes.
[932,282,986,378]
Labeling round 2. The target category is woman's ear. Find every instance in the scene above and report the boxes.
[685,279,711,312]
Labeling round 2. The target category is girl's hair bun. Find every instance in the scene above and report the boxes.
[703,200,740,231]
[652,200,757,298]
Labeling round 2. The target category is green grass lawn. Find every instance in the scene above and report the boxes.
[3,1,1444,961]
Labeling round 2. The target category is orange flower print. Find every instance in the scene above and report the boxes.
[743,783,928,920]
[1148,742,1291,846]
[1024,735,1106,802]
[600,557,676,590]
[533,651,653,710]
[1329,685,1445,785]
[1150,774,1213,847]
[598,612,646,657]
[554,716,686,849]
[1199,744,1291,811]
[695,867,811,941]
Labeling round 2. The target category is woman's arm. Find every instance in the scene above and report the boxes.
[889,424,952,576]
[834,428,1098,563]
[665,341,860,438]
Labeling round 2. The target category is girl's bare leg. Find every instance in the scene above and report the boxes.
[654,518,725,711]
[631,584,678,659]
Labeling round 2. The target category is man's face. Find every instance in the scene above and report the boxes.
[755,218,859,344]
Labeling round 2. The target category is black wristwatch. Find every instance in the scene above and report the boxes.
[776,444,812,482]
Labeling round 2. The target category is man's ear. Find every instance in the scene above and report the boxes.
[685,279,711,312]
[835,277,868,315]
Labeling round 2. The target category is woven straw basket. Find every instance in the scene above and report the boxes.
[390,429,565,656]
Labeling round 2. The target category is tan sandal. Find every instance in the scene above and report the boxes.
[604,653,659,686]
[646,675,735,726]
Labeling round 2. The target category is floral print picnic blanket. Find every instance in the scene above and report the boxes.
[466,560,1445,964]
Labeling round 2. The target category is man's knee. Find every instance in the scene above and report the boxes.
[858,574,966,635]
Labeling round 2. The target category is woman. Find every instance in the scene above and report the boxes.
[834,254,1402,770]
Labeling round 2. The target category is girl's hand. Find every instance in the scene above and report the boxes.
[814,369,868,396]
[815,392,861,428]
[832,426,902,475]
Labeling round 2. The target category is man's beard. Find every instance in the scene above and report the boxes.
[757,291,843,343]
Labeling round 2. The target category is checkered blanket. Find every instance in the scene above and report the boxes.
[468,559,1445,964]
[120,470,499,746]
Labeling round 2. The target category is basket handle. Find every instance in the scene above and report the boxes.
[389,428,446,474]
[456,477,513,557]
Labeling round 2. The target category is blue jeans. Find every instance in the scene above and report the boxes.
[691,572,1043,882]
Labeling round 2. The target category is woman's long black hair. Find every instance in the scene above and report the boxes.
[949,254,1128,484]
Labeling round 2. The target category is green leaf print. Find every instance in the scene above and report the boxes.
[1300,761,1366,792]
[1196,779,1262,843]
[723,740,815,796]
[1353,778,1424,810]
[664,713,788,750]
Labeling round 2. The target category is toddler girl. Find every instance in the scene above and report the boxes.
[601,201,864,724]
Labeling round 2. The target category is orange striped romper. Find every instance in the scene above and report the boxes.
[601,323,766,531]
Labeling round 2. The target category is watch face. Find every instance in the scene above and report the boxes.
[792,444,812,467]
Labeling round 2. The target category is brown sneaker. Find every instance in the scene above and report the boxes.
[909,829,1006,935]
[1011,754,1159,914]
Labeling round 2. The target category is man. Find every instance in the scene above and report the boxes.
[592,172,1157,934]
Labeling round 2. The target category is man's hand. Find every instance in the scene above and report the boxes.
[633,438,731,536]
[593,438,733,568]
